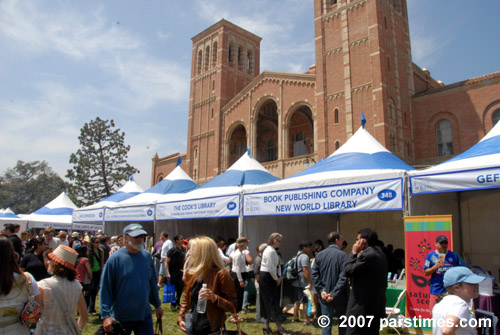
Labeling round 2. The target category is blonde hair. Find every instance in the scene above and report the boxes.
[267,232,282,246]
[186,236,225,281]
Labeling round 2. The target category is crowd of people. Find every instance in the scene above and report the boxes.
[0,222,488,335]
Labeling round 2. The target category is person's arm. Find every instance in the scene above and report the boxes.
[76,292,88,331]
[303,265,312,289]
[99,248,104,269]
[440,315,460,335]
[165,257,171,278]
[235,253,244,284]
[311,256,323,294]
[148,258,163,318]
[84,261,93,279]
[344,250,371,277]
[245,251,253,265]
[424,254,442,276]
[99,260,115,332]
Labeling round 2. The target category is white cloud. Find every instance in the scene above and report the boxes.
[0,0,142,60]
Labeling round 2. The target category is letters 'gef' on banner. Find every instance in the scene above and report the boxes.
[404,215,453,333]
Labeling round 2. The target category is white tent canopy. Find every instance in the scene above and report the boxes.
[155,151,280,221]
[410,120,500,194]
[25,192,85,230]
[244,125,415,217]
[72,176,144,224]
[103,165,198,222]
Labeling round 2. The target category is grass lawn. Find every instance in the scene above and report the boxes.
[82,288,324,335]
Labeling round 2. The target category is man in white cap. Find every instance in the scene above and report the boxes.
[432,266,485,335]
[100,223,163,334]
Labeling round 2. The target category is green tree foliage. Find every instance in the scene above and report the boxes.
[66,117,139,206]
[0,160,68,214]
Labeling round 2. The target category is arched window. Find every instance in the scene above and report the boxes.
[212,42,218,67]
[436,120,454,156]
[211,108,214,119]
[335,141,340,150]
[247,50,253,70]
[197,50,202,74]
[228,42,233,62]
[293,132,307,156]
[238,47,243,67]
[204,46,210,71]
[193,168,197,180]
[390,134,397,153]
[492,108,500,126]
[389,101,396,120]
[265,139,277,162]
[334,108,339,124]
[194,146,198,159]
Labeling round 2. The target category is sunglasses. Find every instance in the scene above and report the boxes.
[439,241,448,245]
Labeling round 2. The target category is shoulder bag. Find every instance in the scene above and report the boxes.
[20,273,42,327]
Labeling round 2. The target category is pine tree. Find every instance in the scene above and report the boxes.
[66,117,139,206]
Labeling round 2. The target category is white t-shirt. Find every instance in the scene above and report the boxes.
[160,239,174,259]
[432,295,476,335]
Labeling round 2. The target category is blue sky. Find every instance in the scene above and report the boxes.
[1,0,498,192]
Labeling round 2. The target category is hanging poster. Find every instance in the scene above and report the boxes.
[404,215,453,334]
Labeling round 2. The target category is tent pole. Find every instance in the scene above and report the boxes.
[238,192,243,237]
[336,213,340,232]
[404,174,411,217]
[456,192,464,256]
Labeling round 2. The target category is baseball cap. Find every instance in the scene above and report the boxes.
[443,266,486,288]
[436,235,448,243]
[123,223,147,237]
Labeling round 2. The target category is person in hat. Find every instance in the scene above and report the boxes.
[424,235,466,311]
[36,244,88,334]
[432,266,485,335]
[99,223,163,334]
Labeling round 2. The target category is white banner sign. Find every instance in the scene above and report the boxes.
[105,205,155,222]
[71,223,103,231]
[72,208,104,223]
[410,167,500,194]
[243,178,403,216]
[156,194,240,220]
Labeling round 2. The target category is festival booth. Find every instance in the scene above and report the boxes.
[409,121,500,279]
[154,150,280,239]
[72,176,143,232]
[24,192,81,231]
[101,162,199,236]
[0,207,28,232]
[409,122,500,332]
[242,119,415,260]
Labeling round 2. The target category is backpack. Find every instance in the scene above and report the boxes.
[283,252,303,280]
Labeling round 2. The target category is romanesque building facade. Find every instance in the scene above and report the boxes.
[151,0,500,185]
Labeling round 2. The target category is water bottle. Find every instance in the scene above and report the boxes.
[196,283,208,313]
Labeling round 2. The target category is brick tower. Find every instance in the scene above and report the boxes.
[187,20,261,183]
[314,0,414,161]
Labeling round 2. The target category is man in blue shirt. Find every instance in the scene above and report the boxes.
[424,235,464,311]
[100,223,163,334]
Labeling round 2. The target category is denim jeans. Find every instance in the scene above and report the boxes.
[320,299,346,335]
[120,315,154,335]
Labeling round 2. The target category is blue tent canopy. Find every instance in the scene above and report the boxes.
[410,120,500,194]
